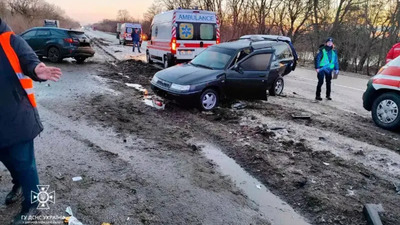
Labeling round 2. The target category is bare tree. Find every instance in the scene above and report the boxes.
[117,9,132,22]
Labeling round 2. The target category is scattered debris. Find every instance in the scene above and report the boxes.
[202,111,214,115]
[256,184,262,189]
[125,83,146,93]
[64,207,84,225]
[101,223,112,225]
[55,173,64,180]
[64,216,84,225]
[114,50,122,53]
[319,137,326,141]
[393,182,400,194]
[46,83,51,87]
[323,162,330,166]
[346,189,355,196]
[270,126,285,131]
[72,176,83,182]
[232,102,247,110]
[291,113,311,119]
[363,204,384,225]
[293,92,298,95]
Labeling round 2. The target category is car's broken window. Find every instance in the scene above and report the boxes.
[240,53,272,71]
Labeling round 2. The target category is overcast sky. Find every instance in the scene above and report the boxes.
[46,0,155,25]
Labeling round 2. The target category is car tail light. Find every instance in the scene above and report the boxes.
[170,37,177,54]
[64,38,73,43]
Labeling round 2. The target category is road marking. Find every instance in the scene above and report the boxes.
[297,77,365,92]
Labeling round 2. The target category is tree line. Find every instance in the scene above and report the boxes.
[0,0,80,33]
[143,0,400,75]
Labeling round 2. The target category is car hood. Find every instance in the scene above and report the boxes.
[155,64,223,85]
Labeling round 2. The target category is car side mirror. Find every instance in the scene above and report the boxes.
[233,64,243,73]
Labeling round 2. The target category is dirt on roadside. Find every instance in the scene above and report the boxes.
[79,59,400,225]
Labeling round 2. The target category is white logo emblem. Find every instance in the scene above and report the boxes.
[31,185,56,210]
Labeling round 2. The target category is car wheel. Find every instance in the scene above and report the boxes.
[163,56,169,68]
[269,77,284,96]
[146,51,153,64]
[371,92,400,130]
[75,57,87,64]
[47,47,62,63]
[200,89,218,111]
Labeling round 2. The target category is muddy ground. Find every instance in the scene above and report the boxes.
[54,59,400,225]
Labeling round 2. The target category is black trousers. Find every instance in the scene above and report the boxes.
[316,70,332,98]
[0,140,39,211]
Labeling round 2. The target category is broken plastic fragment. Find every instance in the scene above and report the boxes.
[72,176,83,182]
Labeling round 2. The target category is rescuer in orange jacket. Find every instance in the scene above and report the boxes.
[0,18,62,224]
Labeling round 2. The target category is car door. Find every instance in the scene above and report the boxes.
[31,29,51,55]
[225,49,275,99]
[273,43,294,76]
[20,30,37,50]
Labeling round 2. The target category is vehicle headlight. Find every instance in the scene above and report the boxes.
[151,76,159,84]
[170,83,190,92]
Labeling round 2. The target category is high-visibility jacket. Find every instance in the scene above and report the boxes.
[0,31,37,107]
[315,46,339,71]
[0,19,43,148]
[319,48,337,70]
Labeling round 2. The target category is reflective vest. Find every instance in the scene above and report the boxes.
[0,31,37,108]
[319,48,336,70]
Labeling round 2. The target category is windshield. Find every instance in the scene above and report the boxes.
[190,47,234,70]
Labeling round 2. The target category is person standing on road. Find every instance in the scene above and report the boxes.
[314,37,339,101]
[132,28,141,53]
[0,18,62,224]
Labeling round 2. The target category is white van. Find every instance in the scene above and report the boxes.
[146,9,220,68]
[119,23,142,45]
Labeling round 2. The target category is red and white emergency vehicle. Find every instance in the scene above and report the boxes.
[146,9,220,68]
[363,56,400,130]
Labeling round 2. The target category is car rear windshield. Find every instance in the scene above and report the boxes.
[190,47,234,70]
[177,23,216,41]
[68,31,86,39]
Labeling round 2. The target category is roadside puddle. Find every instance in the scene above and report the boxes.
[193,140,310,225]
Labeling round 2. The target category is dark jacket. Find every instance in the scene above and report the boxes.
[0,19,43,148]
[132,31,140,42]
[314,46,339,71]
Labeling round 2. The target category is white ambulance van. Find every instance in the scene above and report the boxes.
[146,9,220,68]
[119,23,142,45]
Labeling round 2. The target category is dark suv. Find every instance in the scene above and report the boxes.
[20,27,95,63]
[151,39,295,110]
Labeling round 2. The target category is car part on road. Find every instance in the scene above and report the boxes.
[291,113,311,119]
[371,92,400,130]
[74,57,87,64]
[270,77,284,96]
[363,204,384,225]
[48,46,62,63]
[200,89,219,111]
[232,102,247,110]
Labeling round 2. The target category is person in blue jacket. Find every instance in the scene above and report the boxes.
[132,28,141,53]
[314,37,339,101]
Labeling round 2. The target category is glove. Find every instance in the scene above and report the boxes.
[334,70,339,75]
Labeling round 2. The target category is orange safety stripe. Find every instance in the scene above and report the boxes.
[27,94,37,108]
[19,78,33,89]
[0,32,23,73]
[0,31,37,107]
